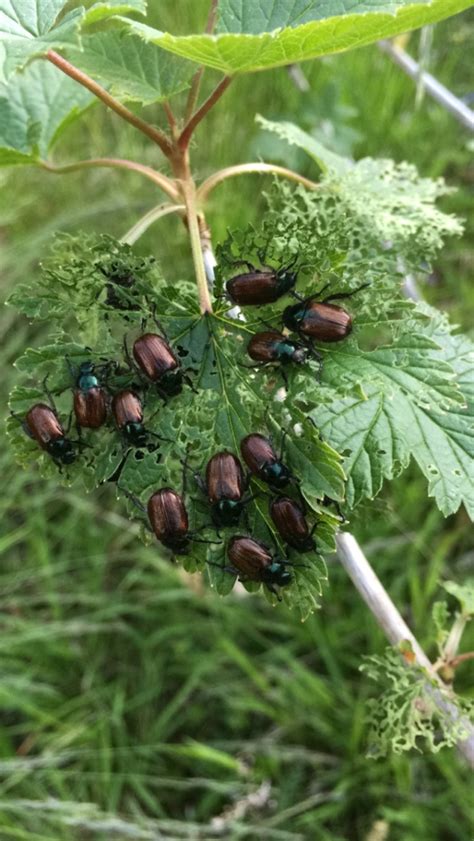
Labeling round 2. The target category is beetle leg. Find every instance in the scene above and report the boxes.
[321,281,371,304]
[322,496,347,523]
[183,373,199,394]
[65,355,77,382]
[42,375,58,414]
[238,361,267,370]
[266,583,282,602]
[192,471,208,496]
[117,485,147,513]
[191,536,223,545]
[10,410,32,438]
[225,258,255,272]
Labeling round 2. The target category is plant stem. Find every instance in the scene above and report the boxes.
[197,162,320,202]
[163,102,178,139]
[336,532,474,767]
[46,51,174,157]
[450,651,474,669]
[179,76,232,151]
[181,178,213,313]
[443,611,469,662]
[121,203,186,245]
[184,0,220,121]
[41,158,180,202]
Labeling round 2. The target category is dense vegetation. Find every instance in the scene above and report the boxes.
[0,2,473,838]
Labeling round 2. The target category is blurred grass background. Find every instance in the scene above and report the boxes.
[0,4,473,839]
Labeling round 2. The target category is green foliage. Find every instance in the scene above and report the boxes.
[7,231,343,620]
[361,645,474,758]
[257,117,463,261]
[65,31,193,105]
[0,60,94,165]
[0,0,146,77]
[119,0,472,74]
[215,172,473,518]
[442,579,474,616]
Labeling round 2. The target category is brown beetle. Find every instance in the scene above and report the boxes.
[74,389,107,429]
[282,283,370,344]
[226,535,292,594]
[270,497,316,553]
[195,451,248,527]
[23,403,76,465]
[147,488,190,554]
[112,390,147,447]
[247,330,309,365]
[240,433,292,489]
[225,260,298,306]
[132,333,184,397]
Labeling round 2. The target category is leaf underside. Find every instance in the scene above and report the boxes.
[118,0,472,74]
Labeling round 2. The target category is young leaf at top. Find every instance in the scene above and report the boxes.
[65,30,193,106]
[117,0,472,74]
[0,60,94,165]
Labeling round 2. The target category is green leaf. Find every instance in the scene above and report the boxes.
[257,115,351,174]
[0,1,83,77]
[66,30,192,105]
[315,322,474,518]
[361,645,474,757]
[259,122,462,261]
[442,580,474,616]
[82,0,146,26]
[117,0,472,74]
[0,59,94,165]
[0,0,146,76]
[8,232,344,620]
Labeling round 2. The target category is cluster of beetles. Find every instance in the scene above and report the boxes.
[14,256,366,598]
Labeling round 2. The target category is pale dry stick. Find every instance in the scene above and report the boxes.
[337,532,474,766]
[121,203,186,246]
[378,40,474,132]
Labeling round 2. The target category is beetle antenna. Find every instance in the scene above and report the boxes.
[321,281,371,305]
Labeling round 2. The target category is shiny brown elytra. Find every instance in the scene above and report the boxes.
[194,452,247,527]
[270,497,315,553]
[147,488,190,554]
[226,536,292,592]
[206,452,245,504]
[132,332,185,398]
[24,403,76,465]
[112,390,143,427]
[283,301,352,342]
[133,333,179,380]
[73,388,107,429]
[226,264,297,306]
[247,330,308,365]
[111,390,147,448]
[240,434,292,489]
